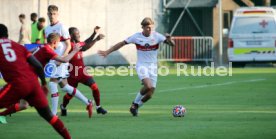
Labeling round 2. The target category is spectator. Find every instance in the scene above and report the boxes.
[18,14,31,45]
[30,12,38,43]
[32,17,46,44]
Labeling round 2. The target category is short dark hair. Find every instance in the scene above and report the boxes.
[141,17,154,27]
[31,13,37,18]
[47,33,60,43]
[48,5,58,12]
[19,14,25,19]
[38,17,46,23]
[0,24,8,38]
[69,27,77,35]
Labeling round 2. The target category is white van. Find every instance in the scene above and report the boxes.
[228,7,276,66]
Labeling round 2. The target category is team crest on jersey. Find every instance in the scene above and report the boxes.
[145,43,150,47]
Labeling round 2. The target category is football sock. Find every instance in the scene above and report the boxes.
[137,100,144,107]
[0,103,22,116]
[90,83,100,106]
[49,82,59,115]
[36,106,71,139]
[134,92,143,104]
[50,116,71,139]
[62,84,90,105]
[62,93,74,108]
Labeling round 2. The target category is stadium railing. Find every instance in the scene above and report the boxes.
[158,36,213,62]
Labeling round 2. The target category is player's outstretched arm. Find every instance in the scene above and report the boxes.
[83,26,100,43]
[27,55,47,86]
[164,33,175,46]
[98,41,126,57]
[81,34,105,51]
[54,43,82,62]
[62,39,72,56]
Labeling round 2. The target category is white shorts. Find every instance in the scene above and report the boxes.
[136,62,158,88]
[49,61,69,79]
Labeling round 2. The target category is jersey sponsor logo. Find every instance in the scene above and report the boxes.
[136,44,159,51]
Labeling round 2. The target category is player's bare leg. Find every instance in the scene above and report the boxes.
[130,78,155,116]
[59,79,93,118]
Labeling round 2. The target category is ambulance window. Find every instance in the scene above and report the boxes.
[231,17,276,34]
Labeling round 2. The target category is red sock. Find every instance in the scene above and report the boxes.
[0,103,22,116]
[50,116,71,139]
[91,83,100,106]
[62,92,74,108]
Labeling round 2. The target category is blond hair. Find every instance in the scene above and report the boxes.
[47,33,60,43]
[141,17,154,27]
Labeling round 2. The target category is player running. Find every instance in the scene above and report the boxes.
[60,26,107,116]
[0,33,93,118]
[45,5,93,116]
[0,24,71,139]
[98,17,175,116]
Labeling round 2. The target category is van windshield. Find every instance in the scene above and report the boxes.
[231,16,276,34]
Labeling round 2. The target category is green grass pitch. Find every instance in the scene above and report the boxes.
[0,68,276,139]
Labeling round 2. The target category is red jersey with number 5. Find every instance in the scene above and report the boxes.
[0,38,37,83]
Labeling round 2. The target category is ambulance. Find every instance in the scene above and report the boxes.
[228,7,276,66]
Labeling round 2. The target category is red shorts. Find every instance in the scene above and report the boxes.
[68,72,92,88]
[0,80,48,109]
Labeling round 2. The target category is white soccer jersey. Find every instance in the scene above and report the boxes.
[45,22,70,56]
[125,31,166,63]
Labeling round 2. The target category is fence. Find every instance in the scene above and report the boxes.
[158,36,213,62]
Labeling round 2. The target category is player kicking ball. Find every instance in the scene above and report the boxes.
[60,26,107,116]
[98,17,175,116]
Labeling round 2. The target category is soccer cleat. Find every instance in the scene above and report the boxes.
[0,116,7,124]
[129,102,139,117]
[96,107,107,115]
[60,104,67,116]
[86,102,93,118]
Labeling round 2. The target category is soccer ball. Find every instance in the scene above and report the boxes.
[172,105,186,117]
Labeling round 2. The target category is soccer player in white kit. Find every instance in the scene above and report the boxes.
[45,5,92,117]
[98,17,175,116]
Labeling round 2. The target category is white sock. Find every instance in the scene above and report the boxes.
[134,92,143,104]
[75,90,90,105]
[138,100,143,107]
[62,84,90,105]
[49,81,59,115]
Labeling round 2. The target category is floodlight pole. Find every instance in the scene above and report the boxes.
[219,0,223,66]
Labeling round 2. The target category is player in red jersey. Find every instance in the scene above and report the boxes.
[0,33,93,118]
[0,24,71,139]
[60,26,107,116]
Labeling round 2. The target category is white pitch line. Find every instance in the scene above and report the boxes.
[128,78,266,94]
